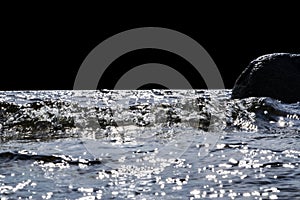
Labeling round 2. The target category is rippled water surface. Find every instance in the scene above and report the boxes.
[0,90,300,199]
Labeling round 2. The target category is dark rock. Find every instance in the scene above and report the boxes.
[232,53,300,103]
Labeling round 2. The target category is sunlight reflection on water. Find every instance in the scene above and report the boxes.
[0,90,299,199]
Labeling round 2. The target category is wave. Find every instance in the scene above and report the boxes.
[0,90,299,143]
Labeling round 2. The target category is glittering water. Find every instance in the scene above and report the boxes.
[0,90,300,199]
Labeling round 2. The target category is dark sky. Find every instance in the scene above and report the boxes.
[1,7,299,90]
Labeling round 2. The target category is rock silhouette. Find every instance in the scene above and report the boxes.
[232,53,300,103]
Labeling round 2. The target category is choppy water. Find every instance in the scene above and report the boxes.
[0,90,300,199]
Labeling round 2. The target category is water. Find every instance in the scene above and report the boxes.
[0,90,300,199]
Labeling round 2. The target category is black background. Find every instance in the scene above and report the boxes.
[1,5,299,90]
